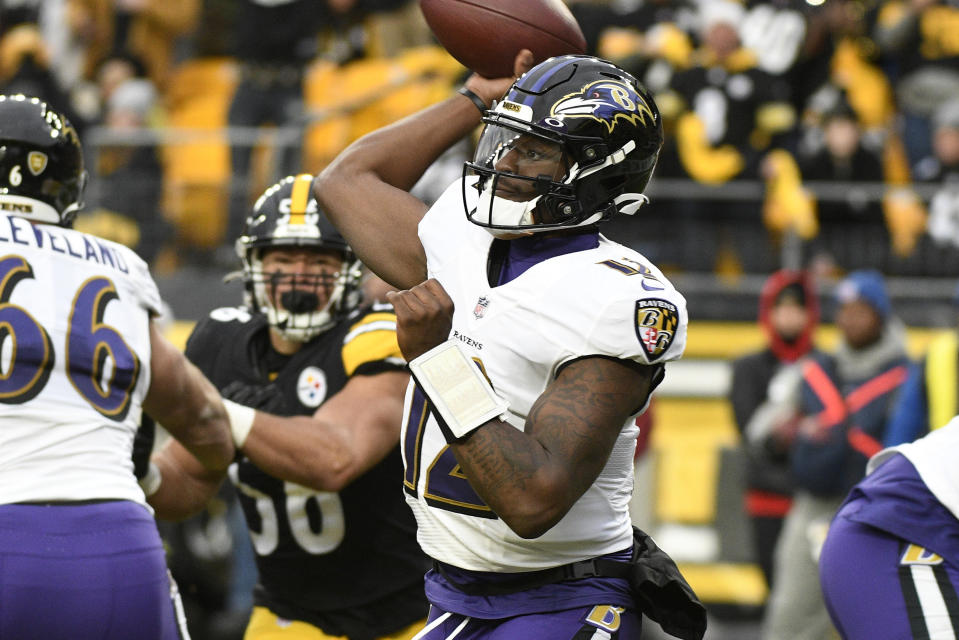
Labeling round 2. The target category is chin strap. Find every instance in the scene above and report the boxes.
[615,192,650,216]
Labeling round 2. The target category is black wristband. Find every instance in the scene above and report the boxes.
[458,86,489,115]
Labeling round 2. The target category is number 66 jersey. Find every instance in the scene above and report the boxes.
[0,213,161,506]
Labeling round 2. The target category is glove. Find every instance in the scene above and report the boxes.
[630,526,708,640]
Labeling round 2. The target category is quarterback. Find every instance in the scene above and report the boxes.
[313,53,701,639]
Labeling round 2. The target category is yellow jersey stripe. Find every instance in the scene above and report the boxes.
[342,312,403,376]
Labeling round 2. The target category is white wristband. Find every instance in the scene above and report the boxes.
[139,462,162,498]
[223,398,257,448]
[408,339,510,440]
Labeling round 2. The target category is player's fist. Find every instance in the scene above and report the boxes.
[464,49,535,111]
[386,279,454,360]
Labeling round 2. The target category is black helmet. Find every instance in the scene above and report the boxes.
[236,174,361,341]
[0,95,86,227]
[464,55,663,236]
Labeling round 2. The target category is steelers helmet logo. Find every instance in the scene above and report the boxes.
[296,366,328,408]
[634,299,678,360]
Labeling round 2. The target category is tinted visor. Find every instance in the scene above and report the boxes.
[473,123,566,175]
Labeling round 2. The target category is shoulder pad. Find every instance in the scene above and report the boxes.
[342,307,404,376]
[567,255,688,365]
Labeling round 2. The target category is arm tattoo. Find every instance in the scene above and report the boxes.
[451,357,654,521]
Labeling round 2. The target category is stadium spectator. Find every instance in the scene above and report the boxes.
[763,269,910,640]
[77,77,172,264]
[923,98,959,249]
[798,100,888,272]
[729,269,821,593]
[146,173,430,639]
[224,0,339,257]
[68,0,201,92]
[0,94,235,639]
[90,51,151,121]
[0,22,85,131]
[794,1,890,132]
[563,0,699,267]
[874,0,959,169]
[792,2,920,265]
[660,0,797,273]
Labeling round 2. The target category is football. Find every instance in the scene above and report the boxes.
[419,0,587,79]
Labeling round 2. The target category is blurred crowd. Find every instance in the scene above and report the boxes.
[2,2,957,638]
[572,0,959,280]
[0,0,956,282]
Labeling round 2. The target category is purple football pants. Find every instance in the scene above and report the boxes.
[820,514,959,639]
[412,603,642,639]
[0,500,188,640]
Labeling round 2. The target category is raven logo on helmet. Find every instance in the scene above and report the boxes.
[550,80,656,134]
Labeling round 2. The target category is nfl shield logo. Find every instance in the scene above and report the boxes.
[474,296,489,319]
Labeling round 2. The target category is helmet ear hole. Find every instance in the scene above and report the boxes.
[581,144,607,163]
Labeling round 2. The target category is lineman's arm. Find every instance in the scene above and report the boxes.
[314,51,535,290]
[240,370,410,492]
[143,321,235,472]
[388,280,657,539]
[148,438,226,521]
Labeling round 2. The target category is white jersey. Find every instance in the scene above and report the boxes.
[402,180,688,572]
[868,416,959,522]
[0,214,161,505]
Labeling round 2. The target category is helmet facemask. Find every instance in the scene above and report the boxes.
[245,247,361,343]
[465,120,577,236]
[236,173,362,344]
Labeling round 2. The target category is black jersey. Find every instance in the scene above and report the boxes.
[185,303,428,638]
